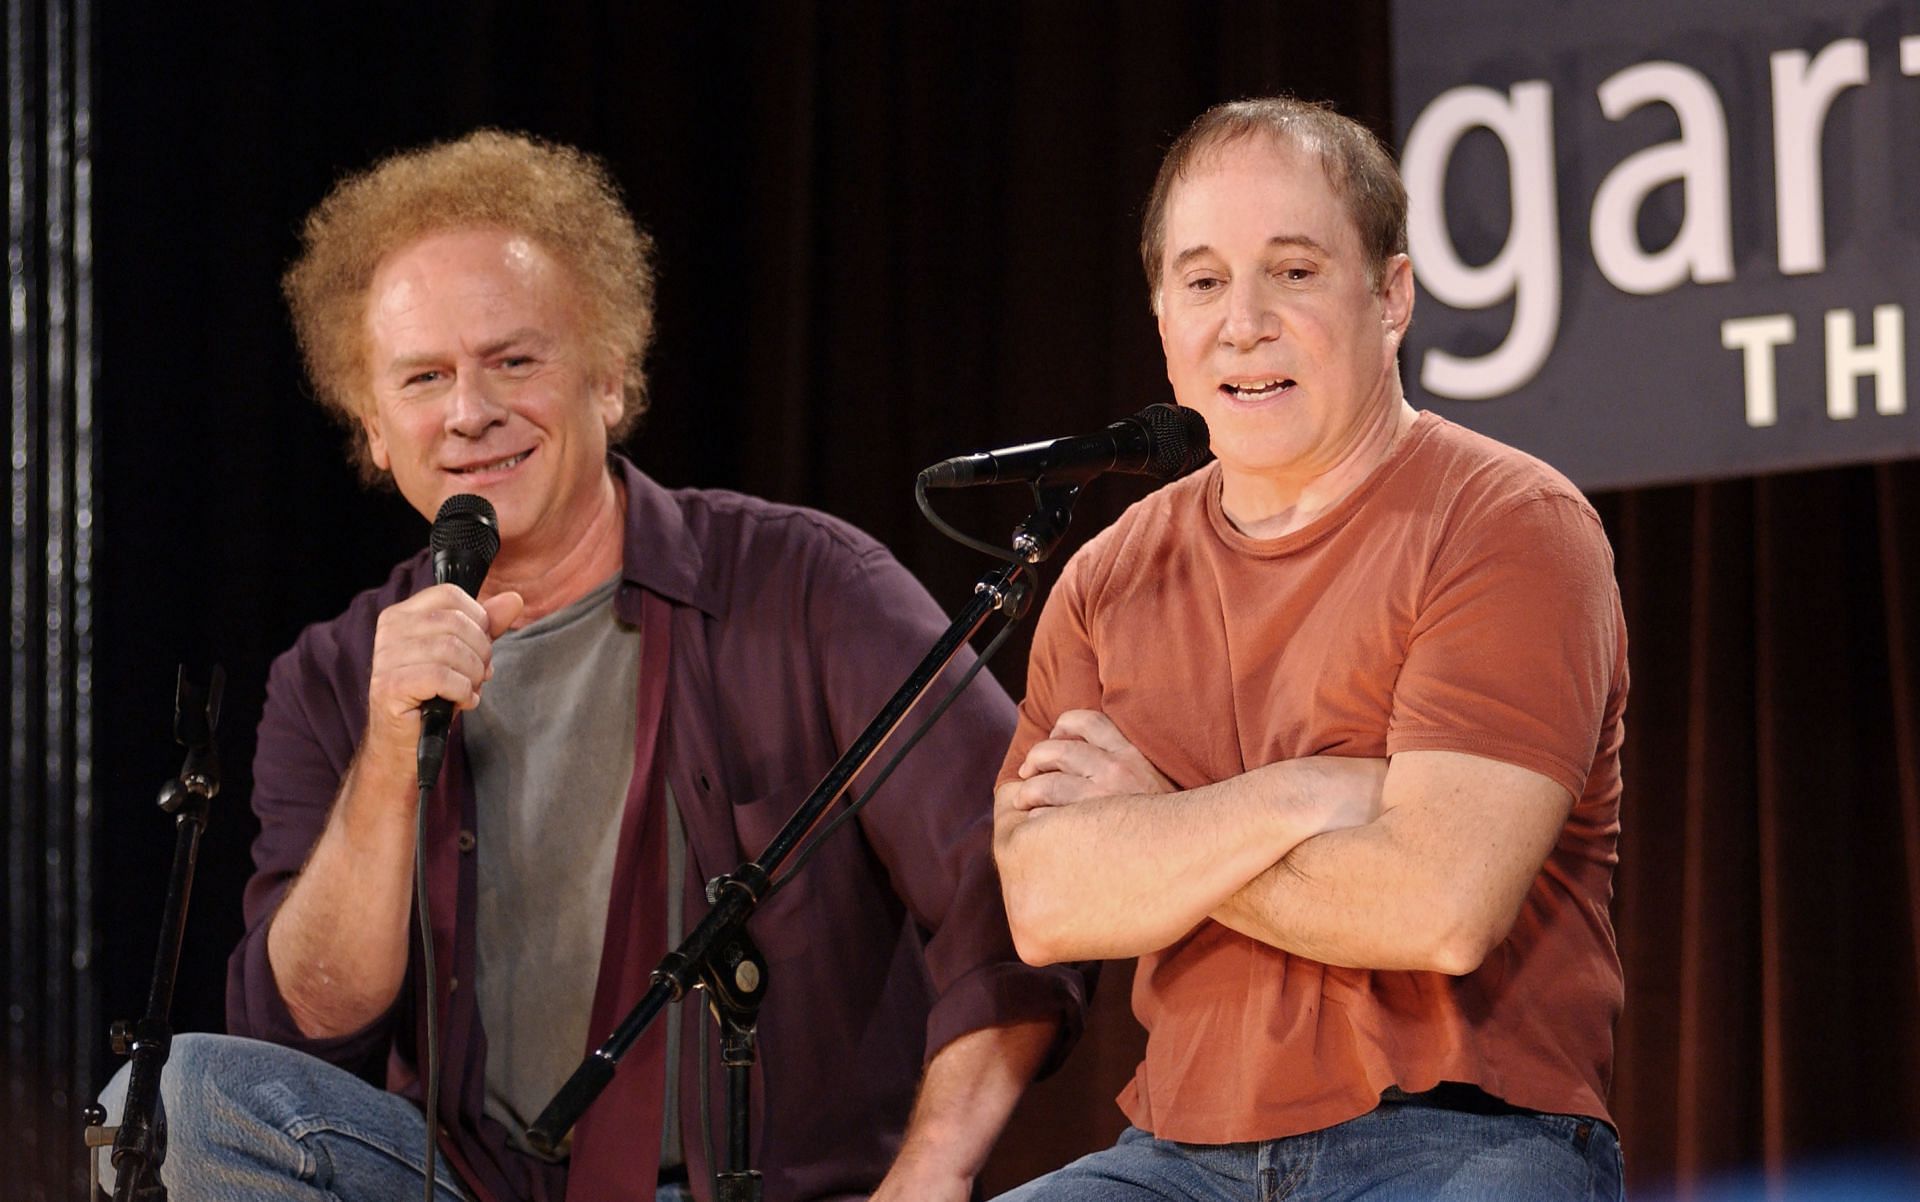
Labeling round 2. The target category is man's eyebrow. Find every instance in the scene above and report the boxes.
[1169,234,1333,271]
[383,328,554,372]
[1170,244,1218,271]
[474,328,554,358]
[1265,234,1332,257]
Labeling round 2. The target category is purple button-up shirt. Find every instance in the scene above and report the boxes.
[227,457,1090,1201]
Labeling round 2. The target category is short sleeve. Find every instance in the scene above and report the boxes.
[1386,493,1624,799]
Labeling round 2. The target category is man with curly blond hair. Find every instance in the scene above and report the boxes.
[95,130,1086,1202]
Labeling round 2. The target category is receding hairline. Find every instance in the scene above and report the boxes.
[357,226,617,402]
[1151,128,1361,303]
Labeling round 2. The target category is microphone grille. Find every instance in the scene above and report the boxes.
[1134,404,1212,480]
[431,493,500,565]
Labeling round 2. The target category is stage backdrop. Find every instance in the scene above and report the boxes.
[2,3,1911,1201]
[1393,0,1920,489]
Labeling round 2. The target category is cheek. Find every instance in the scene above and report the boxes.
[1165,319,1213,370]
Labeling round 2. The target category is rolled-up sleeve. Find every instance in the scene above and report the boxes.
[814,541,1094,1074]
[225,585,400,1078]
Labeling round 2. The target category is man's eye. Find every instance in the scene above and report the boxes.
[404,370,442,386]
[1187,277,1223,292]
[1280,267,1315,283]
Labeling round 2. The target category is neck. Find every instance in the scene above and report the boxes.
[1220,397,1416,539]
[482,471,626,624]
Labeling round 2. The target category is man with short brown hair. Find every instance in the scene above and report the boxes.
[993,98,1627,1200]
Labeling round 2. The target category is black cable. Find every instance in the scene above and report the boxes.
[915,474,1023,563]
[766,602,1028,896]
[416,781,441,1202]
[697,1001,715,1190]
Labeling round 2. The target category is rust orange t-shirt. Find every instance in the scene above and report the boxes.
[1001,411,1628,1142]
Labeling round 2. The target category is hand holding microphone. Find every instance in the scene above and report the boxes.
[362,494,521,789]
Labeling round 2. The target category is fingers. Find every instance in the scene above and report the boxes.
[1026,709,1173,797]
[997,771,1104,813]
[368,584,504,728]
[483,590,526,638]
[1049,708,1133,754]
[1018,738,1113,780]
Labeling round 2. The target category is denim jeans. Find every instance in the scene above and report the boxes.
[991,1097,1625,1202]
[94,1032,471,1201]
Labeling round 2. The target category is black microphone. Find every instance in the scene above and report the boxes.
[416,494,500,789]
[918,403,1210,489]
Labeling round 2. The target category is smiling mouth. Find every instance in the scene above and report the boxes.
[450,450,531,475]
[1221,378,1295,400]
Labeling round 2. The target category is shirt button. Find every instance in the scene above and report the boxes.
[457,830,476,853]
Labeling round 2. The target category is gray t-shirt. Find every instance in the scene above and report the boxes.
[464,576,640,1158]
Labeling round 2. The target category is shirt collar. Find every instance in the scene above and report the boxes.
[611,453,723,619]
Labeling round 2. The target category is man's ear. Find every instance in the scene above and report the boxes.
[1380,253,1414,343]
[593,353,625,431]
[361,410,391,472]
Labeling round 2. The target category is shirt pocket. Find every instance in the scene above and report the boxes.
[727,777,827,966]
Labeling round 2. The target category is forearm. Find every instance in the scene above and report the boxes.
[1212,815,1484,973]
[265,739,421,1037]
[995,761,1327,964]
[1211,752,1571,975]
[872,1018,1058,1201]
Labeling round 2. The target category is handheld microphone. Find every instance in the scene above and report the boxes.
[918,403,1210,489]
[416,494,500,789]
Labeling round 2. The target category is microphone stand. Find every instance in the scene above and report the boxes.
[83,667,225,1202]
[528,482,1083,1202]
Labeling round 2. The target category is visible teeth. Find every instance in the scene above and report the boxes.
[1226,378,1290,395]
[457,451,528,473]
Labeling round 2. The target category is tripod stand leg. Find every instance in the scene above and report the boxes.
[702,928,765,1202]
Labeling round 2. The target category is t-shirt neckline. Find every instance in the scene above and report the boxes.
[1203,410,1442,559]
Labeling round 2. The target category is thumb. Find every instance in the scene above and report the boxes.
[483,590,526,637]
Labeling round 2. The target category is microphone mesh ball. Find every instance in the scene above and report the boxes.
[430,494,499,593]
[1135,404,1212,479]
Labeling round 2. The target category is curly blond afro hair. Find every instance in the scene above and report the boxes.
[283,129,657,480]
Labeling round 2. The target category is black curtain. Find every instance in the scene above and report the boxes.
[31,3,1911,1199]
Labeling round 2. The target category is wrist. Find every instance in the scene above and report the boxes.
[334,739,424,841]
[886,1134,981,1189]
[1253,759,1340,841]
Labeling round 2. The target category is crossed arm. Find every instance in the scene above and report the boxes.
[993,710,1573,974]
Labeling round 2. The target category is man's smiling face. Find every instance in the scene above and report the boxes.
[360,226,622,550]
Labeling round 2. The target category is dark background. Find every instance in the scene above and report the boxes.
[54,1,1920,1198]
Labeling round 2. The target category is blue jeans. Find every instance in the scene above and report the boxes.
[94,1033,470,1201]
[991,1099,1625,1201]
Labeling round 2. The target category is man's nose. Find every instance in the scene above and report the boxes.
[1220,282,1281,350]
[445,370,505,435]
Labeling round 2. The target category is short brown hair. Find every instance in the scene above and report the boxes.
[1140,97,1407,309]
[283,129,657,480]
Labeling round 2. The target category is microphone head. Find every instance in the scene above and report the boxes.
[430,493,500,595]
[1129,403,1212,480]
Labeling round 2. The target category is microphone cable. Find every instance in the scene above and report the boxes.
[913,473,1024,563]
[416,781,441,1202]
